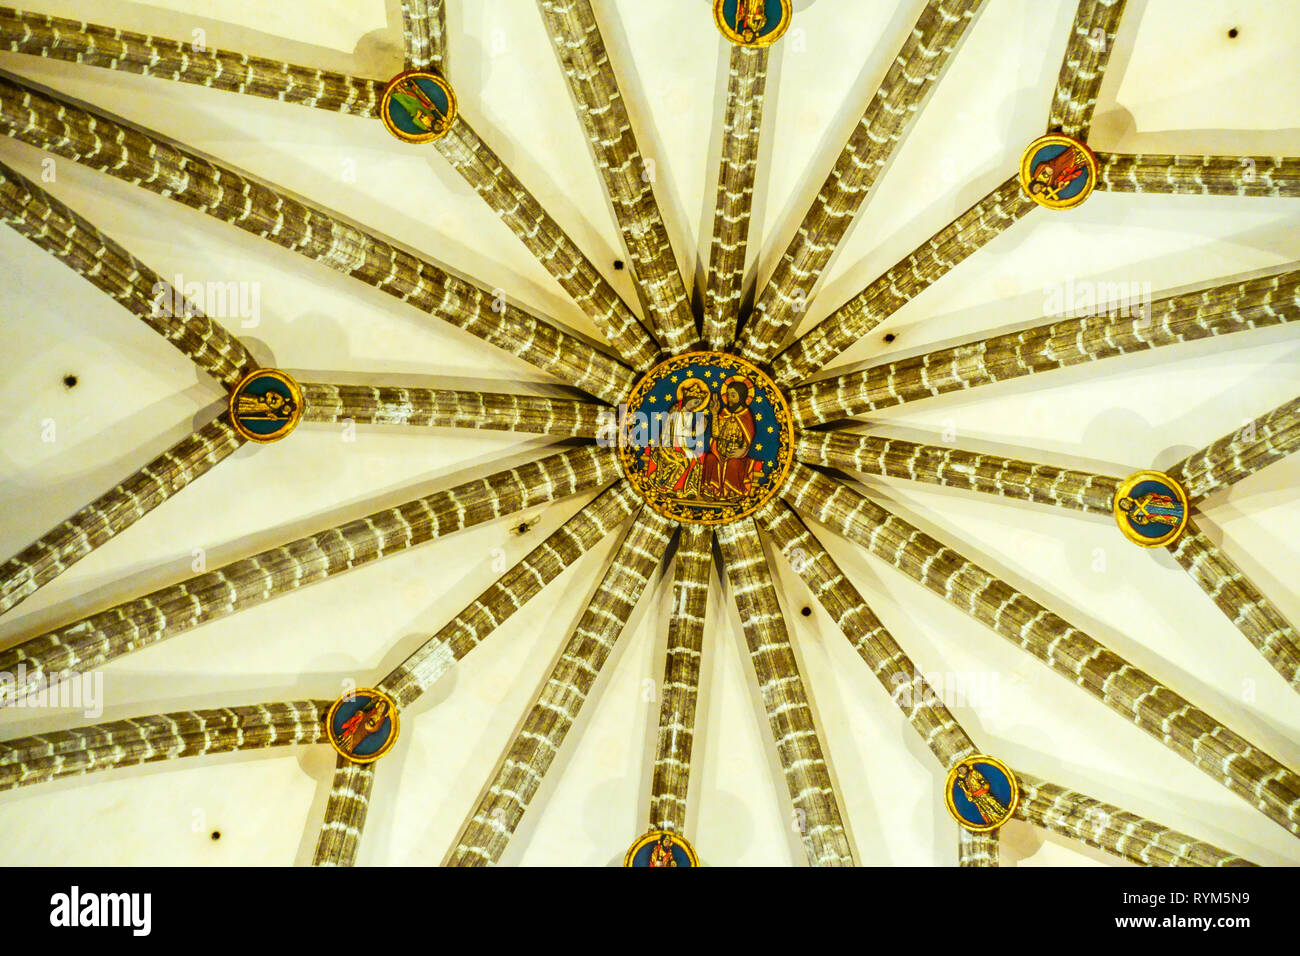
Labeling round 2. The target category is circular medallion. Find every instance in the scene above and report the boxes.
[713,0,792,47]
[624,830,698,867]
[617,351,794,525]
[380,70,457,144]
[228,368,303,443]
[945,755,1019,832]
[325,688,400,764]
[1113,470,1190,548]
[1019,133,1098,210]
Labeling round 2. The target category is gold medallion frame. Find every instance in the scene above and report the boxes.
[227,367,304,444]
[624,829,700,867]
[325,687,401,765]
[380,69,458,145]
[1019,133,1099,210]
[944,754,1020,833]
[713,0,793,48]
[1113,469,1191,548]
[617,350,795,526]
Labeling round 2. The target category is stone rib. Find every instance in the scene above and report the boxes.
[1048,0,1127,141]
[379,481,641,708]
[773,176,1036,385]
[401,0,446,73]
[785,464,1300,837]
[0,159,256,390]
[1169,519,1300,692]
[312,755,375,867]
[1166,394,1300,502]
[447,507,673,866]
[740,0,987,365]
[702,44,767,351]
[0,7,383,117]
[0,416,243,619]
[648,524,710,833]
[0,75,636,404]
[1015,770,1255,867]
[716,519,855,866]
[1096,153,1300,198]
[535,0,693,354]
[0,447,619,708]
[300,382,606,438]
[432,115,659,369]
[0,700,327,790]
[797,430,1120,515]
[957,828,998,866]
[760,500,977,769]
[793,269,1300,426]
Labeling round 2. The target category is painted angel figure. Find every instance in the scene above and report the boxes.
[1027,145,1088,201]
[338,697,391,755]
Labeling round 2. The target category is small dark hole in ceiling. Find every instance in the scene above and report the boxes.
[62,374,78,388]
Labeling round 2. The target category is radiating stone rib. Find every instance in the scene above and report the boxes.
[773,176,1036,385]
[401,0,446,73]
[797,430,1120,515]
[535,0,693,354]
[648,524,710,833]
[760,500,978,770]
[703,45,768,351]
[1048,0,1127,141]
[0,700,327,791]
[432,115,660,369]
[0,75,636,405]
[300,382,606,438]
[716,519,855,866]
[1166,394,1300,502]
[312,756,375,867]
[379,482,641,708]
[0,447,618,709]
[1015,770,1255,866]
[1095,153,1300,198]
[0,159,256,390]
[1169,519,1300,692]
[0,416,243,619]
[784,464,1300,837]
[793,269,1300,426]
[740,0,987,366]
[0,7,383,117]
[957,828,998,866]
[447,507,673,866]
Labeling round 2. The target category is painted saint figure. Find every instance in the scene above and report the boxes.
[1027,145,1088,202]
[1118,490,1182,527]
[235,388,296,421]
[733,0,768,42]
[702,376,763,498]
[391,77,450,135]
[648,832,678,867]
[953,763,1008,826]
[645,377,710,495]
[338,696,391,756]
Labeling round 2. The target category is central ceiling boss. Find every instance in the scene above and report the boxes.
[610,351,795,525]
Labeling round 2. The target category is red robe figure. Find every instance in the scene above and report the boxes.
[648,833,678,867]
[1027,145,1087,201]
[702,376,764,498]
[338,697,390,755]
